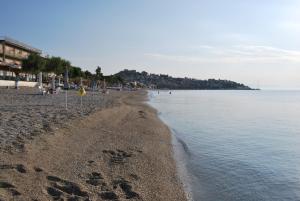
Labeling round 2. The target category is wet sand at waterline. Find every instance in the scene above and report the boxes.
[0,89,187,201]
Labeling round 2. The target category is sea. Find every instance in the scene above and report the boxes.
[148,90,300,201]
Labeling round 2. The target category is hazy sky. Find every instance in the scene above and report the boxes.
[2,0,300,89]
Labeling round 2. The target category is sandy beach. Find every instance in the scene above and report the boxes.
[0,88,187,201]
[0,88,122,153]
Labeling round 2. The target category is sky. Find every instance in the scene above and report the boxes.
[1,0,300,89]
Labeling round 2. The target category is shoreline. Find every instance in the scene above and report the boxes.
[0,89,187,201]
[146,91,194,201]
[170,130,194,201]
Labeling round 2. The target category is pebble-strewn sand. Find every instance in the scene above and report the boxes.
[0,88,187,201]
[0,88,121,152]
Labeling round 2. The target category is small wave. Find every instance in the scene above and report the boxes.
[176,137,191,156]
[171,129,194,201]
[171,129,191,156]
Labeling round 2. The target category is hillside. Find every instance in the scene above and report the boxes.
[116,69,252,90]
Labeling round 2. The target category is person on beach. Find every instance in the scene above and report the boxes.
[15,73,20,89]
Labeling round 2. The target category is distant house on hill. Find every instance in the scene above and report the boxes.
[0,36,42,81]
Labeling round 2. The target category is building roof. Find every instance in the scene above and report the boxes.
[0,36,42,54]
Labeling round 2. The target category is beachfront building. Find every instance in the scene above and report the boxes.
[0,36,42,80]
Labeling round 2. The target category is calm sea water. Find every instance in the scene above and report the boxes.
[148,90,300,201]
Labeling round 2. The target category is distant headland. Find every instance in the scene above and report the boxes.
[116,69,253,90]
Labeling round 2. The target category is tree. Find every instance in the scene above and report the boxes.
[61,59,71,76]
[141,71,148,77]
[69,66,83,78]
[22,53,46,74]
[84,70,93,79]
[45,57,59,73]
[95,66,103,80]
[104,75,124,85]
[44,57,66,75]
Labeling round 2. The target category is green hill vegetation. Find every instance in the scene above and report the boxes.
[116,69,252,90]
[21,54,252,89]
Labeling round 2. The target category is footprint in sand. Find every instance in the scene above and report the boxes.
[0,181,21,197]
[86,172,105,187]
[15,164,26,173]
[0,164,26,173]
[87,160,95,165]
[0,164,24,198]
[46,175,89,201]
[112,178,141,200]
[83,166,140,200]
[99,191,119,200]
[34,167,43,172]
[102,149,133,165]
[83,170,119,200]
[138,111,146,119]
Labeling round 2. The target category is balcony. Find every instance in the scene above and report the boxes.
[0,51,28,60]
